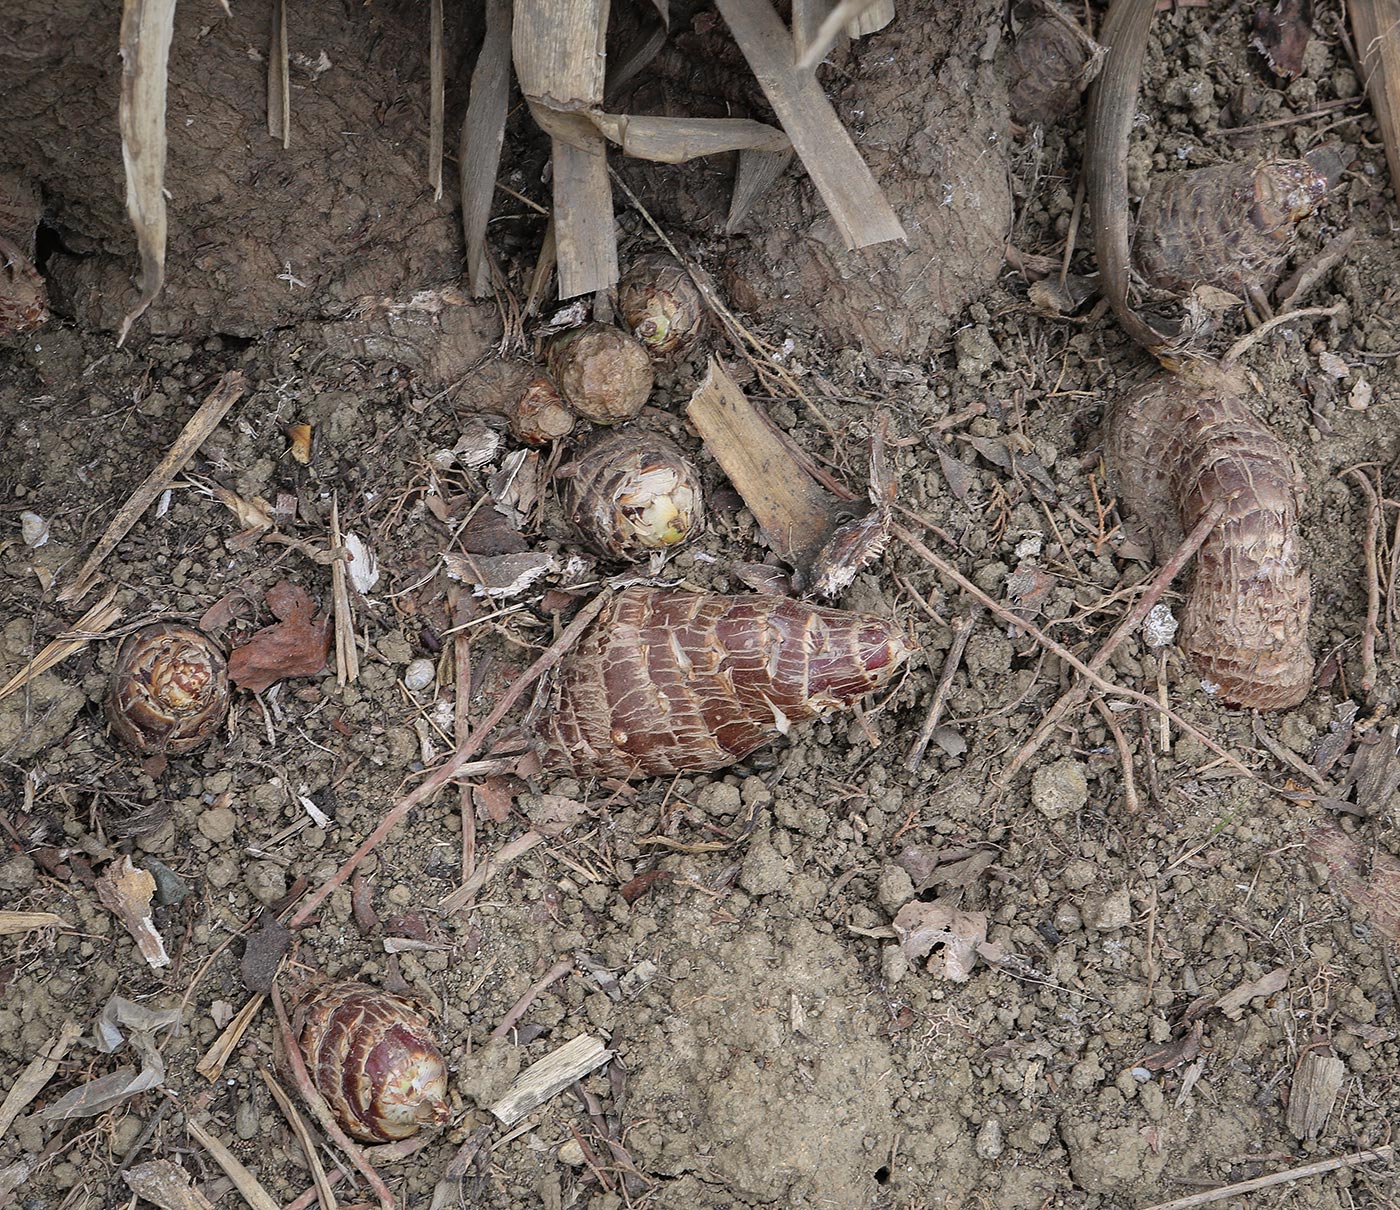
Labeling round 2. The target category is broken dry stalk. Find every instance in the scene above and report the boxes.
[259,1068,336,1210]
[59,372,246,603]
[905,607,980,772]
[330,494,360,685]
[1091,694,1140,812]
[1349,0,1400,190]
[461,0,511,296]
[181,1110,281,1210]
[289,589,612,928]
[195,993,265,1082]
[441,830,545,914]
[1343,466,1382,694]
[0,1021,82,1139]
[714,0,904,249]
[268,0,290,147]
[1139,1144,1394,1210]
[985,497,1226,801]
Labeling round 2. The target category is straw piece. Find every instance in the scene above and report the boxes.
[461,0,513,296]
[59,371,246,603]
[0,588,123,703]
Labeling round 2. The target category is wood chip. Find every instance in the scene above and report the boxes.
[1287,1051,1346,1140]
[122,1159,217,1210]
[1216,966,1290,1020]
[715,0,904,249]
[488,1034,613,1126]
[268,0,290,147]
[0,910,71,935]
[686,357,844,569]
[59,371,246,603]
[118,0,177,343]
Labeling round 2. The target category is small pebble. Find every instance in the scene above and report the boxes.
[557,1137,586,1167]
[198,805,238,844]
[244,860,288,906]
[403,658,435,692]
[1083,888,1132,931]
[975,1117,1004,1160]
[0,853,37,893]
[144,858,190,906]
[1030,757,1089,821]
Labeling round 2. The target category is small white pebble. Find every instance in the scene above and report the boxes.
[403,658,436,692]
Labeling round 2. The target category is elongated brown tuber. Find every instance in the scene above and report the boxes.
[1103,361,1313,709]
[536,587,912,778]
[1133,159,1327,304]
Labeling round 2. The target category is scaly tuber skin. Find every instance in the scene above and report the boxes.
[1133,159,1328,305]
[508,375,576,446]
[106,624,229,754]
[617,252,707,357]
[536,586,912,778]
[565,429,704,561]
[295,981,450,1142]
[1103,361,1313,709]
[1007,12,1092,129]
[547,323,654,425]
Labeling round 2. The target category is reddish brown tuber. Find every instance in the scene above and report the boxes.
[106,624,229,754]
[1103,361,1313,709]
[547,323,654,425]
[1133,159,1328,305]
[565,429,704,561]
[295,981,449,1142]
[536,586,912,778]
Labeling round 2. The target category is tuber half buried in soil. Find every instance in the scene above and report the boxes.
[547,323,654,424]
[1103,360,1313,709]
[535,586,912,779]
[1133,158,1328,311]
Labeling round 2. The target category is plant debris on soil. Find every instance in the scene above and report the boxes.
[2,1,1400,1207]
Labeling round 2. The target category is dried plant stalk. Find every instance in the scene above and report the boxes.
[1104,361,1314,709]
[536,586,912,778]
[1350,0,1400,190]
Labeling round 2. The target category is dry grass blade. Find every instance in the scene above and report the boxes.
[182,1111,281,1210]
[1139,1145,1394,1210]
[0,588,122,703]
[329,494,360,686]
[726,147,795,230]
[58,371,246,603]
[194,992,265,1082]
[268,0,290,148]
[0,1020,82,1139]
[429,0,444,199]
[716,0,905,249]
[259,1068,336,1210]
[461,0,513,297]
[0,911,71,935]
[118,0,178,345]
[1349,0,1400,189]
[847,0,894,37]
[1084,0,1167,354]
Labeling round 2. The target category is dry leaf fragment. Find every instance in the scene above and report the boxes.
[239,912,292,994]
[286,423,313,465]
[228,580,332,692]
[1308,823,1400,940]
[1216,966,1290,1019]
[40,996,179,1121]
[1252,0,1313,79]
[1135,1020,1203,1071]
[96,856,169,968]
[892,900,1006,982]
[443,551,556,598]
[123,1160,216,1210]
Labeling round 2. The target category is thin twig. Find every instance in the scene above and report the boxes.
[1139,1145,1393,1210]
[891,520,1264,795]
[905,607,981,771]
[1221,303,1342,367]
[258,1068,336,1210]
[452,588,479,882]
[270,985,395,1210]
[490,957,575,1040]
[330,493,360,686]
[1091,694,1139,812]
[290,589,612,928]
[1343,466,1382,694]
[978,497,1227,802]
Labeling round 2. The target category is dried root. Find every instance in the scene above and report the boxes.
[1103,361,1314,709]
[535,587,911,779]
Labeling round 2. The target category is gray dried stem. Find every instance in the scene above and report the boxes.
[268,0,290,148]
[258,1068,336,1210]
[1342,465,1383,694]
[461,0,512,296]
[905,607,980,772]
[180,1108,281,1210]
[1349,0,1400,190]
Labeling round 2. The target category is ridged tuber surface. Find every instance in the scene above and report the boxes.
[295,981,449,1142]
[1103,362,1313,709]
[547,324,654,425]
[537,587,912,778]
[1007,12,1092,128]
[106,624,229,754]
[1133,159,1327,300]
[617,252,707,357]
